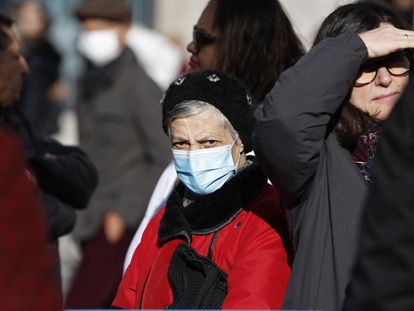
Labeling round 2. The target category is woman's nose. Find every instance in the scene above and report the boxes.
[19,55,30,75]
[186,40,196,55]
[188,144,202,151]
[375,66,392,87]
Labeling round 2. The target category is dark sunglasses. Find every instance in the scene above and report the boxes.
[193,26,217,54]
[354,51,412,86]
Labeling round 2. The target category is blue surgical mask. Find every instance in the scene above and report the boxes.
[172,142,239,195]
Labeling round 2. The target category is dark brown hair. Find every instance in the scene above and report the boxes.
[0,14,13,52]
[210,0,304,102]
[314,1,411,150]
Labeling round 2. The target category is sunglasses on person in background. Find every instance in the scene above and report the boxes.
[193,26,217,54]
[354,51,412,86]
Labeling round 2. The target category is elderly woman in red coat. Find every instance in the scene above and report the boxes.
[112,70,291,309]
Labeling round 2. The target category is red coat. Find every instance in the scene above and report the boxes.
[113,163,291,309]
[0,130,60,310]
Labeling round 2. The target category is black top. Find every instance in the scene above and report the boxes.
[343,72,414,311]
[17,39,61,136]
[0,106,98,239]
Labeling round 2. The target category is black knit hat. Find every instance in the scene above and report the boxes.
[161,70,256,153]
[75,0,132,23]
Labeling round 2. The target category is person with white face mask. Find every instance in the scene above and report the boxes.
[77,27,122,67]
[113,70,292,310]
[65,0,171,308]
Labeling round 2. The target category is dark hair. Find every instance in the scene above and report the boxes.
[0,14,13,52]
[314,1,411,150]
[210,0,304,102]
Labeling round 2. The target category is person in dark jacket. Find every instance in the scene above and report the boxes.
[65,0,171,308]
[253,2,414,310]
[342,72,414,311]
[113,70,292,310]
[16,1,63,137]
[0,13,98,299]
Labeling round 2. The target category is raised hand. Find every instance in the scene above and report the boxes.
[359,23,414,58]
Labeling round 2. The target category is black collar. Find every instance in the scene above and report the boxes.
[158,159,268,245]
[79,47,136,100]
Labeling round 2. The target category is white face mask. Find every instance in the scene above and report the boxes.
[77,28,122,67]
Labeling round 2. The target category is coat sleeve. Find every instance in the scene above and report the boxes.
[222,195,291,309]
[116,67,171,227]
[112,209,165,309]
[29,138,98,209]
[253,32,367,198]
[343,74,414,311]
[38,191,77,239]
[112,241,141,308]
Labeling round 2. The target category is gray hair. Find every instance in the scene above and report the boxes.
[165,100,239,140]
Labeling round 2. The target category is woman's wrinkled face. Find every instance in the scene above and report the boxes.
[186,3,218,71]
[349,51,410,120]
[169,108,244,165]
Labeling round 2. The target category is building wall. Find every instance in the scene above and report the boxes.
[280,0,353,49]
[153,0,209,47]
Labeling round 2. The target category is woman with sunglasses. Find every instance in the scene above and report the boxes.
[123,0,303,272]
[187,0,303,101]
[254,2,414,311]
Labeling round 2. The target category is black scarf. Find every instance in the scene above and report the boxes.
[79,48,134,100]
[352,123,383,184]
[158,160,268,245]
